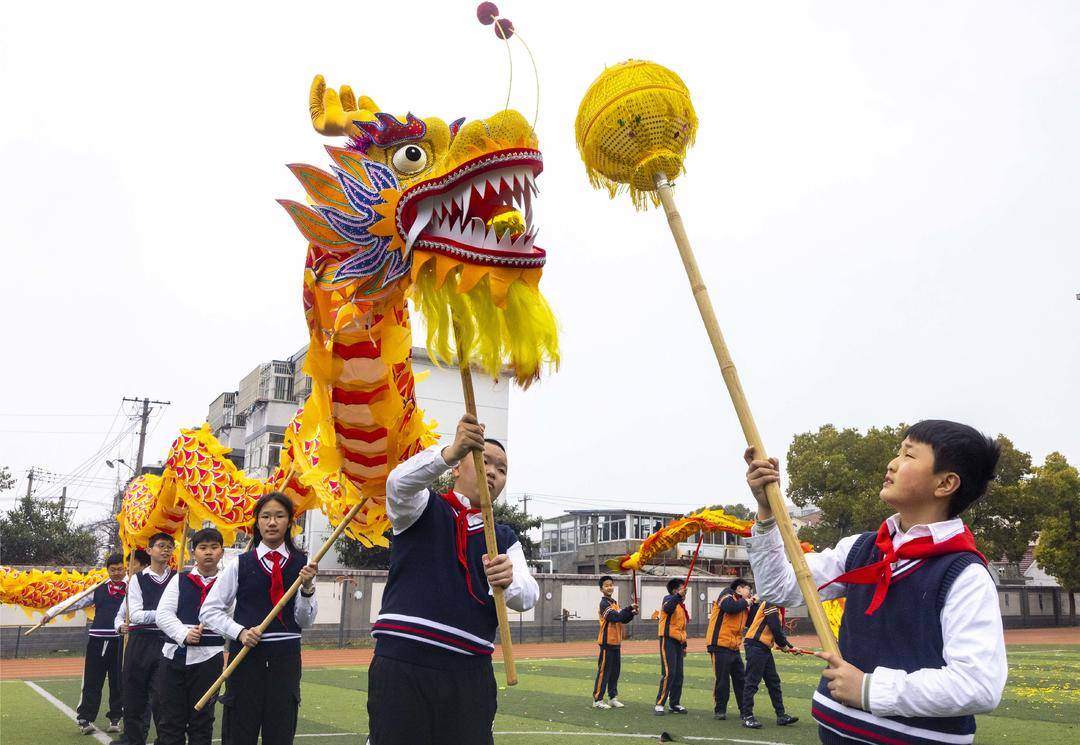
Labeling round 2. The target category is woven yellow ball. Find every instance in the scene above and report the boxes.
[575,60,698,209]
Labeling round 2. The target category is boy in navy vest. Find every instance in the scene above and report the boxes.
[43,552,127,736]
[114,532,176,745]
[744,420,1007,745]
[367,413,540,745]
[155,527,226,745]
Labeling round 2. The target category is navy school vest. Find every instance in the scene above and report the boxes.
[88,583,125,638]
[228,548,307,657]
[812,531,987,745]
[176,571,225,647]
[373,490,518,670]
[130,569,174,638]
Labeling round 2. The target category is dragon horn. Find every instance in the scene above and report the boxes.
[309,75,379,137]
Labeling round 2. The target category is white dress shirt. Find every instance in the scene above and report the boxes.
[747,514,1007,718]
[199,543,318,643]
[156,566,225,665]
[114,566,173,631]
[385,446,540,613]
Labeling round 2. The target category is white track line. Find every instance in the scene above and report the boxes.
[494,733,793,744]
[214,732,792,744]
[24,681,112,745]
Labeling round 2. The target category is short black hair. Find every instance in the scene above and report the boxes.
[598,575,614,588]
[147,532,175,548]
[104,552,124,568]
[729,578,751,593]
[666,578,684,594]
[484,438,506,454]
[130,549,151,566]
[191,527,224,549]
[904,420,1001,518]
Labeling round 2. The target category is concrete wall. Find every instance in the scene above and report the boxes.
[4,572,1076,657]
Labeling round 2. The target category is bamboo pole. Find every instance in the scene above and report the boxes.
[194,501,363,711]
[23,580,107,636]
[455,348,518,686]
[654,175,840,656]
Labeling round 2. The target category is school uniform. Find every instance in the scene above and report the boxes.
[114,566,175,745]
[200,544,317,745]
[747,514,1008,745]
[155,567,225,745]
[704,589,751,717]
[367,448,540,745]
[741,601,791,719]
[655,593,688,710]
[593,595,636,702]
[46,579,127,727]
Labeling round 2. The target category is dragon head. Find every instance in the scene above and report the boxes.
[281,75,557,384]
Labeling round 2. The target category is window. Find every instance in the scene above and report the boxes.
[560,526,575,552]
[579,522,592,546]
[268,445,281,469]
[1004,594,1010,608]
[609,518,626,541]
[273,376,293,401]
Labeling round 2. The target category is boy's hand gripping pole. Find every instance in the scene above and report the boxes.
[194,500,364,711]
[655,175,840,657]
[455,333,518,686]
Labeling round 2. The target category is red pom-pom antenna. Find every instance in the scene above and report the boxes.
[476,2,499,25]
[494,17,515,39]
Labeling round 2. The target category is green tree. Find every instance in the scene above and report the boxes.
[785,424,904,548]
[0,466,15,493]
[0,493,100,565]
[1031,453,1080,619]
[965,436,1038,564]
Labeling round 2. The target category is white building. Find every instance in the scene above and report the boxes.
[207,344,511,570]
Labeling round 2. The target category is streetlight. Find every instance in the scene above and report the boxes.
[106,459,134,474]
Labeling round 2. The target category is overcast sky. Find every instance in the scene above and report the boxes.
[2,1,1077,529]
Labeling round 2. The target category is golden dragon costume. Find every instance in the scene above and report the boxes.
[107,76,559,568]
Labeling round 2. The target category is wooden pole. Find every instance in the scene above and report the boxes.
[455,345,518,686]
[194,500,364,711]
[683,533,704,586]
[23,580,107,636]
[653,175,840,656]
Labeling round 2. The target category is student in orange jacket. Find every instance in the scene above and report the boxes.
[654,578,689,715]
[704,578,754,720]
[741,601,799,730]
[592,576,638,709]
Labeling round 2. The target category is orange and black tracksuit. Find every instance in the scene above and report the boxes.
[742,602,791,718]
[593,596,636,701]
[655,593,688,709]
[705,590,751,717]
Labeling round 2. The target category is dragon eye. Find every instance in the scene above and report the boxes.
[391,144,428,175]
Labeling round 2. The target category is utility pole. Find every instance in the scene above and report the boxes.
[518,492,530,517]
[123,396,171,474]
[25,467,34,498]
[59,486,67,514]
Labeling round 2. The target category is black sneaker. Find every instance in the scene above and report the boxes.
[107,720,122,734]
[776,714,799,726]
[76,720,95,735]
[742,715,763,729]
[670,705,688,714]
[714,711,727,720]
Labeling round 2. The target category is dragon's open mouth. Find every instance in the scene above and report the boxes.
[396,149,544,268]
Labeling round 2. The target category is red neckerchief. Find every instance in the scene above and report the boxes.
[107,581,126,599]
[819,520,986,615]
[185,572,217,605]
[440,491,485,605]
